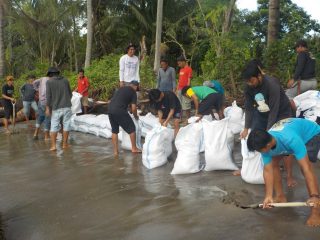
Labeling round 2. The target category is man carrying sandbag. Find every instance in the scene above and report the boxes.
[148,89,181,136]
[108,80,141,155]
[181,85,224,121]
[247,118,320,227]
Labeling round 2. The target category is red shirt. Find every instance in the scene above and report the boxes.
[77,76,89,96]
[178,66,192,90]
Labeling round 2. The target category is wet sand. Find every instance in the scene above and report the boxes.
[0,123,320,240]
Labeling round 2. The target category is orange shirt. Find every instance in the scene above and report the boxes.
[178,66,192,90]
[77,76,89,96]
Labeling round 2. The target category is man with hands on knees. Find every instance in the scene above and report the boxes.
[247,118,320,227]
[148,89,181,137]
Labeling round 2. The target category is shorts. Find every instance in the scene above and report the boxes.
[306,134,320,163]
[109,113,135,134]
[177,90,191,110]
[50,107,72,132]
[286,79,317,100]
[81,96,89,107]
[198,93,223,115]
[3,102,13,119]
[162,110,182,120]
[23,101,38,117]
[36,103,51,131]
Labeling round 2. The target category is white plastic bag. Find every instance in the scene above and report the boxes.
[78,125,89,133]
[71,91,82,114]
[99,128,112,139]
[224,101,244,134]
[142,126,174,169]
[88,126,100,137]
[203,118,238,171]
[95,114,112,129]
[121,118,142,150]
[171,123,203,174]
[240,139,264,184]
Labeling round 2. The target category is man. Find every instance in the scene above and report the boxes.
[286,40,317,109]
[1,76,15,134]
[148,89,181,136]
[108,80,141,155]
[157,59,176,92]
[74,69,90,114]
[176,55,192,121]
[247,118,320,227]
[240,59,295,187]
[20,75,38,124]
[119,43,140,87]
[181,85,224,121]
[203,79,225,95]
[33,75,51,140]
[45,67,72,151]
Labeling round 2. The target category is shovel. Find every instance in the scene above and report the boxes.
[11,101,19,134]
[239,202,314,209]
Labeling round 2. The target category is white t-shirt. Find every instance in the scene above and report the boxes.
[119,54,140,83]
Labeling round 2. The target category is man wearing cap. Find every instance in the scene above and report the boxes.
[119,44,140,88]
[286,40,317,109]
[1,76,15,134]
[108,80,141,155]
[157,59,176,92]
[176,55,192,121]
[45,67,72,151]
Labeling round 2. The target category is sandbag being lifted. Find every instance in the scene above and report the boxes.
[121,118,142,150]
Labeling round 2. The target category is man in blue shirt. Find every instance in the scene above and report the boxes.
[247,118,320,227]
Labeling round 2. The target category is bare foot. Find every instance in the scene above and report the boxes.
[44,138,50,141]
[232,170,241,176]
[274,195,287,203]
[62,144,70,149]
[114,151,119,156]
[4,129,11,135]
[132,148,142,154]
[287,177,298,188]
[50,147,57,151]
[306,208,320,227]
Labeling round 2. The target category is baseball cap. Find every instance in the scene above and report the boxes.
[46,67,60,76]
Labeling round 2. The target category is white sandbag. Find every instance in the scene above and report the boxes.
[240,139,264,184]
[224,101,244,134]
[227,128,234,151]
[74,114,97,126]
[71,91,82,114]
[171,123,203,174]
[121,118,142,150]
[88,126,100,137]
[188,115,213,124]
[95,114,111,129]
[203,118,238,171]
[142,126,174,169]
[293,90,319,107]
[139,113,160,130]
[78,124,89,133]
[99,128,112,139]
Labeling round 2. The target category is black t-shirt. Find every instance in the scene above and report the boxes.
[2,84,14,105]
[108,86,137,114]
[156,91,181,114]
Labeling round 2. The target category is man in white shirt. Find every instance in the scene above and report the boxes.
[119,43,140,87]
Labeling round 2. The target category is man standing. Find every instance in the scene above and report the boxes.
[148,89,181,136]
[286,40,317,108]
[33,75,51,140]
[176,55,192,121]
[119,43,140,87]
[157,59,176,92]
[1,76,15,134]
[74,69,90,114]
[45,67,72,151]
[20,75,38,124]
[247,118,320,227]
[108,80,141,155]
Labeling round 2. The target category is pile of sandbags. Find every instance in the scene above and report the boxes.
[139,113,162,137]
[294,90,320,122]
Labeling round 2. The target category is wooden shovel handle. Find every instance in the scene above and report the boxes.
[258,202,313,208]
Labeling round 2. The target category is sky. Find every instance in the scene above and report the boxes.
[237,0,320,23]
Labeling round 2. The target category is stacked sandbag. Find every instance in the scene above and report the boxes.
[171,123,203,174]
[202,118,239,171]
[71,91,82,114]
[139,113,160,137]
[121,117,142,150]
[240,139,264,184]
[223,100,244,134]
[294,90,320,122]
[142,126,174,169]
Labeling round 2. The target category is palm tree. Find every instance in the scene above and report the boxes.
[85,0,93,68]
[153,0,163,72]
[267,0,280,46]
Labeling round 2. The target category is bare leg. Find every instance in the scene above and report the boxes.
[112,133,119,156]
[290,100,297,113]
[185,110,191,119]
[44,131,50,141]
[306,208,320,227]
[273,158,287,203]
[50,132,58,151]
[83,106,88,114]
[129,132,141,153]
[173,119,180,137]
[3,119,10,134]
[62,131,70,148]
[284,155,297,188]
[33,127,40,139]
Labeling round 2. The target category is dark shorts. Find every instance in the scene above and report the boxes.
[3,102,13,119]
[306,134,320,163]
[251,110,268,130]
[162,110,182,120]
[198,93,223,115]
[109,113,135,134]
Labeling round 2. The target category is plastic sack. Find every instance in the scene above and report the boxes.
[121,118,142,150]
[71,91,82,114]
[224,101,244,134]
[95,114,112,129]
[142,126,174,169]
[203,118,238,171]
[88,126,100,137]
[78,125,89,133]
[99,128,112,139]
[240,139,264,184]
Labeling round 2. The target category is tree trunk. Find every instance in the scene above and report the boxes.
[153,0,163,73]
[222,0,236,34]
[0,4,5,78]
[72,17,79,72]
[85,0,93,68]
[267,0,280,46]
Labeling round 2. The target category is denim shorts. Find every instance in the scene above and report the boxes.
[50,107,72,132]
[36,103,51,131]
[23,101,38,117]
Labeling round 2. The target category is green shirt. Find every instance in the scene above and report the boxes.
[186,86,216,101]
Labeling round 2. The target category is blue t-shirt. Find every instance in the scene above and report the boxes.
[262,118,320,165]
